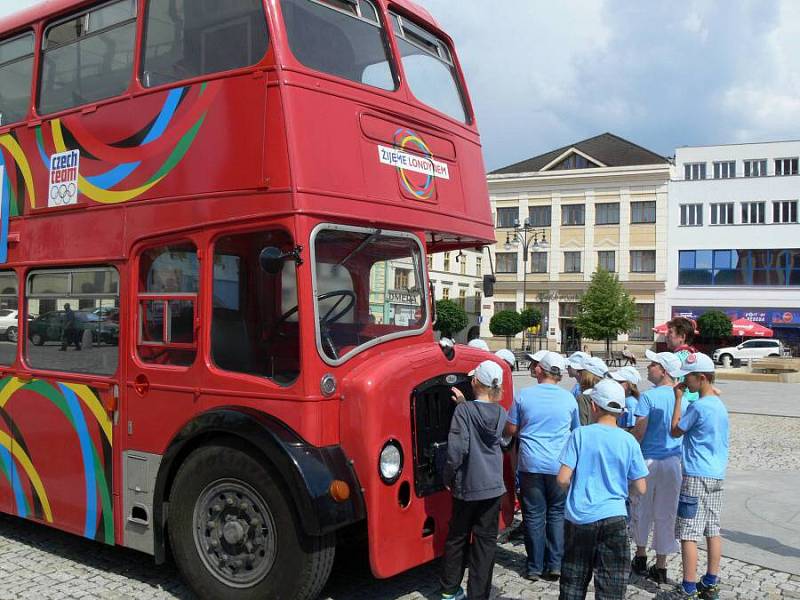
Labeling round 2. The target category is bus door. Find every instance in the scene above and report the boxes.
[6,268,119,544]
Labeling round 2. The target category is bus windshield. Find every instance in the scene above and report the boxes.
[312,226,427,363]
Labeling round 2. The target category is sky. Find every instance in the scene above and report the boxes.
[4,0,800,171]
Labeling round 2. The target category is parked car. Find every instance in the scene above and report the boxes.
[0,309,20,342]
[712,339,783,367]
[28,310,119,346]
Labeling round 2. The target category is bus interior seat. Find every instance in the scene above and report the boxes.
[211,307,254,373]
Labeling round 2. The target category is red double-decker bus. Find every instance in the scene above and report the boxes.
[0,0,511,597]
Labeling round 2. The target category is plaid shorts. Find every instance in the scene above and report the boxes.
[675,475,724,541]
[560,516,629,600]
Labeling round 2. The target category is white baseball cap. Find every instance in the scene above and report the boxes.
[611,365,641,386]
[495,349,516,368]
[467,338,490,351]
[567,351,590,370]
[538,351,567,376]
[645,349,683,378]
[583,356,609,379]
[526,349,548,363]
[469,360,504,388]
[674,352,716,376]
[586,379,626,414]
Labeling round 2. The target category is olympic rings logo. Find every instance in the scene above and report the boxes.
[49,182,77,205]
[393,128,435,200]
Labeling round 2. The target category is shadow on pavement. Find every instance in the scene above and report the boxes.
[721,528,800,558]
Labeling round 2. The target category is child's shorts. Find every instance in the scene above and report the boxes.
[675,475,724,541]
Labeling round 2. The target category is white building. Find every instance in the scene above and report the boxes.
[486,133,671,352]
[428,250,483,343]
[668,141,800,349]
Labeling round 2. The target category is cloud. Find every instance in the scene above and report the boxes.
[0,0,41,19]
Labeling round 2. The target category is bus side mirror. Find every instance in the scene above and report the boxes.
[483,274,496,297]
[259,246,304,274]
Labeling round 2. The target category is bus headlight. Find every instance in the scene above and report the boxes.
[378,440,403,484]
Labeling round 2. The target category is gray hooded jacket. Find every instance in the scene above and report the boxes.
[443,400,508,501]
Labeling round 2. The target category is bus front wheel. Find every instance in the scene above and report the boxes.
[168,442,335,600]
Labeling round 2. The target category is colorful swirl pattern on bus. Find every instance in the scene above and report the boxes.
[0,377,113,544]
[393,128,435,200]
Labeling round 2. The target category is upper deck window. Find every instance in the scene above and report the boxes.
[390,11,468,123]
[0,32,34,126]
[142,0,270,88]
[39,0,137,114]
[280,0,396,91]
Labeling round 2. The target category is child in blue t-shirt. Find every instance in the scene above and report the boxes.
[557,379,648,599]
[670,353,729,600]
[610,365,641,430]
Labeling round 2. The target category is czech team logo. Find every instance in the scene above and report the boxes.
[48,149,80,207]
[378,128,449,200]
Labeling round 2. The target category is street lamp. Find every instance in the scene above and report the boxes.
[504,218,548,351]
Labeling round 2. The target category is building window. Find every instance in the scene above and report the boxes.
[713,161,736,179]
[680,204,703,226]
[744,159,767,177]
[684,163,706,180]
[775,157,799,176]
[496,207,519,228]
[458,289,467,309]
[595,202,620,225]
[679,248,800,286]
[553,153,601,170]
[427,255,433,270]
[631,201,656,224]
[564,251,582,273]
[630,250,656,273]
[562,204,585,226]
[475,256,482,276]
[443,252,451,271]
[741,202,765,224]
[629,304,655,340]
[459,257,467,275]
[494,301,516,313]
[773,200,798,223]
[528,205,552,227]
[394,268,410,289]
[530,252,548,273]
[496,252,517,273]
[598,251,615,272]
[710,203,734,225]
[441,287,450,300]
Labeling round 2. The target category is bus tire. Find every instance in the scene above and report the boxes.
[168,442,335,600]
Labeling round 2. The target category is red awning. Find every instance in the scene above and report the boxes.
[731,318,774,337]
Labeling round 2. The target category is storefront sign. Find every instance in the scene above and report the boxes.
[673,306,800,328]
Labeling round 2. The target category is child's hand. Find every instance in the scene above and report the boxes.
[712,386,722,396]
[673,382,686,399]
[451,387,466,404]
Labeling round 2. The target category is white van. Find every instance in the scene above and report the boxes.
[712,339,783,367]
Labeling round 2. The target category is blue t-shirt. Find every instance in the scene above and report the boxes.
[560,423,648,525]
[571,382,581,399]
[617,396,638,428]
[508,383,580,475]
[635,385,687,459]
[678,395,729,479]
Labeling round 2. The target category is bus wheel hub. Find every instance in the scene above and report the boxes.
[193,479,277,587]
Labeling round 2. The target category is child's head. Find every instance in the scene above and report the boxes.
[645,350,682,385]
[566,351,588,381]
[579,369,601,392]
[534,351,567,383]
[610,366,641,399]
[579,356,608,391]
[469,360,503,400]
[666,317,695,349]
[587,379,626,421]
[675,352,716,393]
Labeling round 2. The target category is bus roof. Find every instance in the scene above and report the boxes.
[1,0,443,36]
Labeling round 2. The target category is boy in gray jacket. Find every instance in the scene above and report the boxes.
[440,360,508,600]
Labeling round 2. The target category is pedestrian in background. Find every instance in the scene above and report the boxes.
[440,360,508,600]
[630,351,686,584]
[666,317,699,403]
[505,352,579,582]
[557,379,648,600]
[575,356,608,425]
[611,365,641,430]
[670,353,729,600]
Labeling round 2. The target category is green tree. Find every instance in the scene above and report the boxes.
[490,310,524,349]
[697,310,732,342]
[519,307,543,351]
[433,299,468,339]
[575,268,637,354]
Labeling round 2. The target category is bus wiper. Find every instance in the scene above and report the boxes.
[339,230,382,266]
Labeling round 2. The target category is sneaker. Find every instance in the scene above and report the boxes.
[675,585,700,599]
[441,587,466,600]
[631,555,648,575]
[647,564,668,585]
[523,571,540,581]
[541,571,560,581]
[697,580,720,600]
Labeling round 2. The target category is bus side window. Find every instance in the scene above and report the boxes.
[141,0,270,88]
[211,229,299,386]
[137,243,198,367]
[0,32,34,126]
[0,271,18,366]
